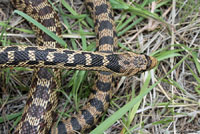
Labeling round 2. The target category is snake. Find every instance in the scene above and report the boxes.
[0,46,157,76]
[6,0,157,133]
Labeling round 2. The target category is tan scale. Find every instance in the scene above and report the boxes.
[98,44,114,51]
[32,98,48,108]
[67,53,76,64]
[97,73,113,83]
[97,13,113,22]
[47,52,55,62]
[85,54,92,66]
[29,51,36,61]
[7,51,15,63]
[34,2,49,12]
[99,29,114,38]
[25,116,40,126]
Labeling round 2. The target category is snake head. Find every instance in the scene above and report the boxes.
[117,52,157,76]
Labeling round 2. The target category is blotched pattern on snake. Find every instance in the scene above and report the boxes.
[7,0,157,133]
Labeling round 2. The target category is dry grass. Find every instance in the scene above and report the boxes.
[0,0,200,134]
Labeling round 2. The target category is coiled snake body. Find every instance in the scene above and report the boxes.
[7,0,157,133]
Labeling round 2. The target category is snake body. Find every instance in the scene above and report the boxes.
[51,0,116,133]
[0,46,157,76]
[8,0,157,133]
[12,0,62,133]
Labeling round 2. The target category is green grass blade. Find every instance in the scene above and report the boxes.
[90,81,159,134]
[13,10,66,47]
[90,54,189,134]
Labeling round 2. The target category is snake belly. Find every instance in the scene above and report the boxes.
[12,0,62,133]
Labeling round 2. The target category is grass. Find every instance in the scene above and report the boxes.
[0,0,200,133]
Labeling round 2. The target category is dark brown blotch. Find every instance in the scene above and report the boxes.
[71,117,82,131]
[95,3,108,15]
[21,121,37,133]
[27,104,45,118]
[81,109,94,125]
[31,0,44,7]
[39,6,53,16]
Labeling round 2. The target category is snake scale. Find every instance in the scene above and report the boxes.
[0,46,157,76]
[6,0,157,133]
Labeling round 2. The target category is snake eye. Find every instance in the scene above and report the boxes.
[133,55,157,75]
[145,55,157,70]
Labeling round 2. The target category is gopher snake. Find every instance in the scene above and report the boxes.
[7,0,157,133]
[0,46,156,76]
